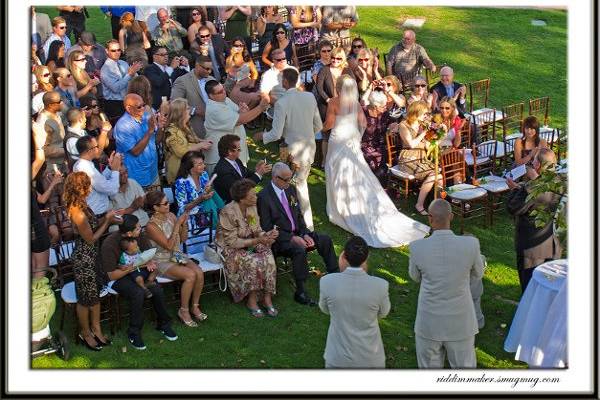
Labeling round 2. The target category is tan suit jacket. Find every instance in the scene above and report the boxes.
[409,229,484,341]
[319,267,390,368]
[171,71,207,138]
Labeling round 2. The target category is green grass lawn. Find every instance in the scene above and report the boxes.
[32,6,566,369]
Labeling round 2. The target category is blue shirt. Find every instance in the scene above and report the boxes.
[100,6,136,18]
[100,58,133,101]
[113,112,158,186]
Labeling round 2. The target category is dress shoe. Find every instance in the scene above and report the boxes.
[78,334,102,351]
[93,333,112,346]
[294,292,317,306]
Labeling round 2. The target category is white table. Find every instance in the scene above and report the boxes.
[504,259,567,367]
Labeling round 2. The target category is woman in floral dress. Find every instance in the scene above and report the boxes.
[215,179,280,318]
[289,6,321,45]
[361,90,392,186]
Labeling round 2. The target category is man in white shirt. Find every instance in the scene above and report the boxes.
[259,49,299,104]
[42,16,72,60]
[109,165,149,231]
[73,136,122,217]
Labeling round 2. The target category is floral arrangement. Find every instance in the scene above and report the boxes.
[422,113,447,162]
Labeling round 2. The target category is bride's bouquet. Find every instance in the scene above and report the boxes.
[421,113,447,162]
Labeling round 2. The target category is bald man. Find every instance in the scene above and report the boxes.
[409,199,485,369]
[113,94,166,188]
[386,29,436,91]
[430,66,467,116]
[36,91,66,170]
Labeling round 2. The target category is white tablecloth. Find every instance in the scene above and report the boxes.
[504,259,567,367]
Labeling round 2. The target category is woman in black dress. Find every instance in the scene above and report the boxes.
[361,90,392,185]
[63,172,120,351]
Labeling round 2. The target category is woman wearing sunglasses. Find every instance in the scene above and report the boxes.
[353,48,382,96]
[261,23,298,69]
[407,75,433,110]
[256,6,285,57]
[187,7,217,50]
[67,50,101,99]
[435,96,464,149]
[227,37,259,81]
[32,65,55,115]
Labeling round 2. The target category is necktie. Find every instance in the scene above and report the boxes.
[63,90,74,107]
[279,191,296,232]
[232,160,242,177]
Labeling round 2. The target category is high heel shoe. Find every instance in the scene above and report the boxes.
[93,333,112,346]
[177,308,198,327]
[191,304,208,322]
[78,334,102,351]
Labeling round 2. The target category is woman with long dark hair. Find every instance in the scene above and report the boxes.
[261,23,298,68]
[45,40,66,73]
[514,115,548,166]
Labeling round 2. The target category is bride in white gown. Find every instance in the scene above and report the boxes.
[322,75,430,248]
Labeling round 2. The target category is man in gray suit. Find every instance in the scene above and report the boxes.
[319,236,391,368]
[254,68,322,231]
[409,199,485,368]
[171,55,214,138]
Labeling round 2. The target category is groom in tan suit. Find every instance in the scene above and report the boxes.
[254,68,322,231]
[409,199,485,368]
[319,236,390,368]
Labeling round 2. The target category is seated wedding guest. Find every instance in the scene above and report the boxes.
[73,136,122,218]
[109,165,149,232]
[319,235,391,368]
[227,37,259,80]
[257,162,339,306]
[45,40,66,73]
[430,66,467,116]
[113,93,166,189]
[409,199,485,368]
[513,116,549,167]
[506,148,562,293]
[215,179,280,318]
[43,17,72,60]
[144,190,207,327]
[52,67,79,109]
[213,134,271,204]
[204,80,269,173]
[32,65,55,115]
[395,100,438,216]
[436,97,464,149]
[354,48,383,96]
[382,75,406,115]
[118,12,151,67]
[67,50,101,99]
[102,214,178,350]
[407,75,434,110]
[174,151,224,230]
[347,37,368,64]
[152,8,188,54]
[289,6,321,46]
[361,90,392,185]
[165,98,213,184]
[187,7,217,48]
[63,172,120,351]
[261,23,298,69]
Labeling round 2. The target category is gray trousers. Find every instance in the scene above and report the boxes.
[470,276,485,329]
[416,335,477,369]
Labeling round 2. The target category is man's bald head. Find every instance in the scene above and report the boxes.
[428,199,453,228]
[124,93,143,108]
[42,91,61,107]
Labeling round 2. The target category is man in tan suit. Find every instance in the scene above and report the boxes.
[170,56,214,138]
[319,236,390,368]
[254,68,322,231]
[409,199,485,368]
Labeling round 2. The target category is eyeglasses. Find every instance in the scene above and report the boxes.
[61,74,72,79]
[333,57,344,61]
[357,58,370,62]
[109,48,122,53]
[90,103,99,108]
[132,103,145,110]
[414,84,427,88]
[352,44,363,48]
[57,26,67,30]
[158,201,169,206]
[199,34,211,38]
[440,106,452,110]
[42,73,51,77]
[276,176,292,183]
[75,58,87,62]
[274,57,286,62]
[233,43,244,48]
[320,49,332,53]
[50,99,63,105]
[191,12,200,16]
[275,31,286,35]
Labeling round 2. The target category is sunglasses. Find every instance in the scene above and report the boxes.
[158,201,169,206]
[233,43,244,47]
[61,74,72,78]
[333,57,344,61]
[274,57,286,62]
[352,44,363,48]
[414,84,427,88]
[275,31,286,35]
[50,99,64,105]
[191,12,200,16]
[320,49,332,53]
[232,147,241,151]
[132,103,145,109]
[75,58,87,62]
[90,103,99,108]
[276,175,292,183]
[358,58,370,62]
[440,106,452,110]
[199,34,211,38]
[155,52,169,56]
[42,72,51,77]
[57,26,67,30]
[109,48,122,53]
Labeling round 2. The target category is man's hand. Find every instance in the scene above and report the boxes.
[238,102,250,113]
[253,131,265,142]
[108,151,122,171]
[525,166,539,180]
[303,234,315,248]
[170,56,181,69]
[255,159,271,175]
[128,61,143,76]
[290,235,307,248]
[199,140,212,150]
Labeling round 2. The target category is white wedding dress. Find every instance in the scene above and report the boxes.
[325,111,430,248]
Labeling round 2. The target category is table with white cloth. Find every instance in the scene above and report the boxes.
[504,258,567,368]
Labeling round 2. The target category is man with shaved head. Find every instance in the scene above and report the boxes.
[409,199,486,369]
[113,93,166,188]
[430,66,467,116]
[36,91,66,170]
[386,29,436,91]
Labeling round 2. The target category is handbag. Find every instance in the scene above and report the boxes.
[202,243,228,292]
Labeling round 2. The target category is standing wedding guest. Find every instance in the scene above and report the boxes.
[32,122,52,278]
[43,16,72,60]
[113,93,166,189]
[213,134,271,204]
[261,23,298,69]
[320,6,358,52]
[220,6,252,42]
[57,6,87,43]
[319,236,391,368]
[311,40,333,87]
[152,8,188,54]
[256,6,285,59]
[66,32,107,89]
[102,213,178,350]
[257,162,339,306]
[67,50,101,99]
[216,179,280,317]
[430,66,467,116]
[100,6,137,40]
[63,172,120,351]
[361,90,391,185]
[254,68,321,231]
[187,7,217,47]
[32,7,52,62]
[190,25,227,81]
[506,148,562,292]
[36,91,66,172]
[52,67,79,108]
[45,40,66,73]
[144,191,207,327]
[118,12,151,67]
[173,151,224,230]
[203,80,268,173]
[109,166,149,231]
[164,98,213,184]
[100,40,143,122]
[409,199,485,368]
[143,46,174,110]
[386,29,436,91]
[513,116,549,167]
[289,6,321,46]
[407,75,433,110]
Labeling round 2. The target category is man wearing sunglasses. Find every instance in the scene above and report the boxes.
[193,25,226,82]
[259,49,299,104]
[42,16,72,60]
[36,91,67,171]
[143,46,174,110]
[386,29,436,91]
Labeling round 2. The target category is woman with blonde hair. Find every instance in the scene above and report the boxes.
[63,171,121,350]
[435,96,464,149]
[118,11,150,65]
[165,98,212,184]
[67,50,101,98]
[353,48,382,95]
[407,75,433,110]
[32,65,55,115]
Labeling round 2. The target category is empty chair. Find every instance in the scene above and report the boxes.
[528,96,550,127]
[467,78,491,113]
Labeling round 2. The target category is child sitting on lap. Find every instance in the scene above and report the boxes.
[119,237,158,298]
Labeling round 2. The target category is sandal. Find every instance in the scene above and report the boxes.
[262,305,279,318]
[191,304,208,322]
[247,307,264,318]
[415,206,429,216]
[177,308,198,327]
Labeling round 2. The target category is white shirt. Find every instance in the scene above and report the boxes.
[109,178,149,231]
[260,65,300,95]
[198,77,215,104]
[65,126,87,161]
[135,6,163,32]
[271,181,287,201]
[73,158,120,215]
